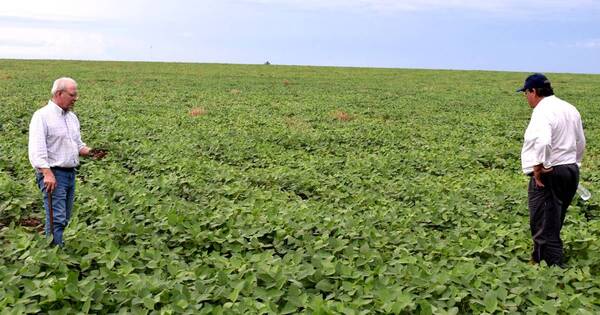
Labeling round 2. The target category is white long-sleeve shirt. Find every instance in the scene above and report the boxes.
[521,95,586,174]
[28,101,86,169]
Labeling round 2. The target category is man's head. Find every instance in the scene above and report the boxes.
[517,73,554,108]
[51,77,78,111]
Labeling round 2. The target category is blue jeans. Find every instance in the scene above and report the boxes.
[36,168,76,246]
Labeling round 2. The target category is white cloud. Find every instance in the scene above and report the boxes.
[0,0,148,22]
[0,0,165,61]
[239,0,599,13]
[0,26,110,59]
[575,39,600,48]
[3,0,597,25]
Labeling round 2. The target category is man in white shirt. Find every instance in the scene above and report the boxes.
[518,73,586,267]
[28,77,92,246]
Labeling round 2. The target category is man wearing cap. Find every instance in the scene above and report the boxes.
[28,77,92,246]
[518,73,586,267]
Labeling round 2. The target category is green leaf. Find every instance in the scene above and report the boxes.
[143,295,155,309]
[82,299,91,313]
[228,280,245,302]
[297,263,316,280]
[316,279,335,293]
[484,290,498,312]
[418,300,432,315]
[280,302,298,314]
[391,293,414,313]
[176,299,189,309]
[542,300,557,315]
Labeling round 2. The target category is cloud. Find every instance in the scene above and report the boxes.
[0,38,45,48]
[238,0,600,14]
[0,0,159,61]
[575,39,600,48]
[0,0,147,23]
[0,26,110,59]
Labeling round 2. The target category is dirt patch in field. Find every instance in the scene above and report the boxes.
[189,107,208,117]
[20,217,44,233]
[333,110,352,122]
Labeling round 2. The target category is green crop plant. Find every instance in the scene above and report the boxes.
[1,60,600,313]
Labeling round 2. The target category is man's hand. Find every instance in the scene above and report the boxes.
[41,168,56,193]
[79,146,91,157]
[533,164,553,188]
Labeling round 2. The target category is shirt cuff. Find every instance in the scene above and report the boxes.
[33,162,50,169]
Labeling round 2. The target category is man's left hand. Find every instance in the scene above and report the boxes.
[79,146,91,157]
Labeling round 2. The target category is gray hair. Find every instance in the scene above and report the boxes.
[51,77,77,95]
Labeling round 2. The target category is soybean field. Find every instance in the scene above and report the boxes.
[1,60,600,314]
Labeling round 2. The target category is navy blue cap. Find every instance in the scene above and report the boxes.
[516,73,552,92]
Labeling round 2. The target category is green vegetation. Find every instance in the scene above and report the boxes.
[1,59,600,313]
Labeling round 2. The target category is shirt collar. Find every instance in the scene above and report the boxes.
[533,95,556,111]
[538,95,556,106]
[48,100,68,115]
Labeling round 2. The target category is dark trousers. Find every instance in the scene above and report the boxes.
[528,164,579,266]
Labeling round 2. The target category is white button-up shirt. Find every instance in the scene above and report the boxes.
[28,101,86,169]
[521,95,586,174]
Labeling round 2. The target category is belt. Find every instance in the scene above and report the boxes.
[525,163,577,177]
[51,166,76,172]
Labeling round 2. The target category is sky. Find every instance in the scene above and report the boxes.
[1,0,600,74]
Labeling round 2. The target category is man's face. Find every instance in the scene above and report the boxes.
[524,89,537,108]
[57,84,79,111]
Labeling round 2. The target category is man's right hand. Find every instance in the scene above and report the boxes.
[533,164,553,188]
[41,168,56,193]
